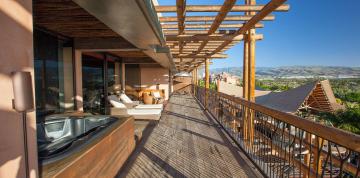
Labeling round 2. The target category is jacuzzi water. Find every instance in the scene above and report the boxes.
[37,115,117,164]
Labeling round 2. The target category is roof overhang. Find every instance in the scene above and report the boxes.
[73,0,176,72]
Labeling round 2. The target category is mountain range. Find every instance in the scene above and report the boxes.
[208,66,360,79]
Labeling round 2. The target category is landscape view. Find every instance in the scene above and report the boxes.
[198,66,360,134]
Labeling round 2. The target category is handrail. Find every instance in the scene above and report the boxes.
[192,85,360,178]
[216,89,360,152]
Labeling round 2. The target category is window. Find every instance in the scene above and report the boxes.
[33,29,74,118]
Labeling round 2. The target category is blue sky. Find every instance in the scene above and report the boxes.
[157,0,360,68]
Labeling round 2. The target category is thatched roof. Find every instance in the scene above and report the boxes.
[255,80,344,113]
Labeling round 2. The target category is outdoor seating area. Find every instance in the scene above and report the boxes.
[108,94,163,121]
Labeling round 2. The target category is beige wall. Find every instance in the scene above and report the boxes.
[140,65,170,100]
[173,76,192,92]
[74,50,83,111]
[61,47,75,111]
[0,0,38,177]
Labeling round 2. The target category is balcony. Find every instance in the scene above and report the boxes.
[117,86,360,178]
[2,0,360,178]
[119,93,261,177]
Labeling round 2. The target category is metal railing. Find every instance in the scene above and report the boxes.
[193,85,360,178]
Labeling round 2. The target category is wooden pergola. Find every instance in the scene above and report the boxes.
[156,0,289,143]
[155,0,289,72]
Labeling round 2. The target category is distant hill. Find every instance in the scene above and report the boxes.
[209,66,360,79]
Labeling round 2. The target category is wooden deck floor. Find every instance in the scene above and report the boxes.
[118,94,262,178]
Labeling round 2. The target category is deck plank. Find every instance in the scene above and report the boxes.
[118,94,261,178]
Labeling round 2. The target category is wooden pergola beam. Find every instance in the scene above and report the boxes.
[167,41,237,45]
[163,29,238,35]
[159,14,275,22]
[165,34,263,41]
[161,23,263,29]
[211,0,288,55]
[176,0,186,57]
[176,0,186,35]
[155,4,289,12]
[171,48,231,52]
[208,0,236,34]
[194,0,236,58]
[173,54,228,58]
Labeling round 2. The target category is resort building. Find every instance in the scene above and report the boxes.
[0,0,359,178]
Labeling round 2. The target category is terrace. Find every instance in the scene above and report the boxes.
[1,0,360,178]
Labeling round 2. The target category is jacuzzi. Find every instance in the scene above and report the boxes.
[37,113,135,178]
[37,114,118,165]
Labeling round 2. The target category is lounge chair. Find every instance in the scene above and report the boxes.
[118,93,163,110]
[108,95,162,120]
[151,91,164,104]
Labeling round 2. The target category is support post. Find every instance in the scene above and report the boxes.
[242,0,257,145]
[247,27,256,144]
[121,62,125,92]
[195,67,198,85]
[242,31,249,141]
[169,70,173,96]
[74,50,83,112]
[205,58,210,109]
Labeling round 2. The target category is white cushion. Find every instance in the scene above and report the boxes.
[127,109,161,115]
[108,95,126,109]
[135,104,163,110]
[152,91,161,98]
[120,93,133,104]
[127,109,162,120]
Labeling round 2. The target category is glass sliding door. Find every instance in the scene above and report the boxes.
[33,29,74,119]
[82,55,105,114]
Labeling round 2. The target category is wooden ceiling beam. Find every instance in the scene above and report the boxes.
[211,0,288,55]
[155,4,289,12]
[173,54,227,58]
[176,0,186,57]
[208,0,236,34]
[176,0,186,35]
[163,29,242,35]
[194,0,236,58]
[167,41,237,45]
[161,23,264,29]
[165,34,263,41]
[159,14,275,22]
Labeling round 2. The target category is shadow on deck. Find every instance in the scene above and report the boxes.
[117,94,262,178]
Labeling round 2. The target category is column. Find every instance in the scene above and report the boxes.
[121,62,125,92]
[74,50,83,111]
[168,70,173,96]
[247,0,257,146]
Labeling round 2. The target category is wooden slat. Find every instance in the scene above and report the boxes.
[176,0,186,58]
[176,0,186,35]
[159,15,275,22]
[194,0,236,58]
[34,1,119,38]
[208,0,237,34]
[161,23,264,29]
[118,94,260,177]
[163,29,238,35]
[173,54,227,58]
[155,4,290,12]
[167,34,234,41]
